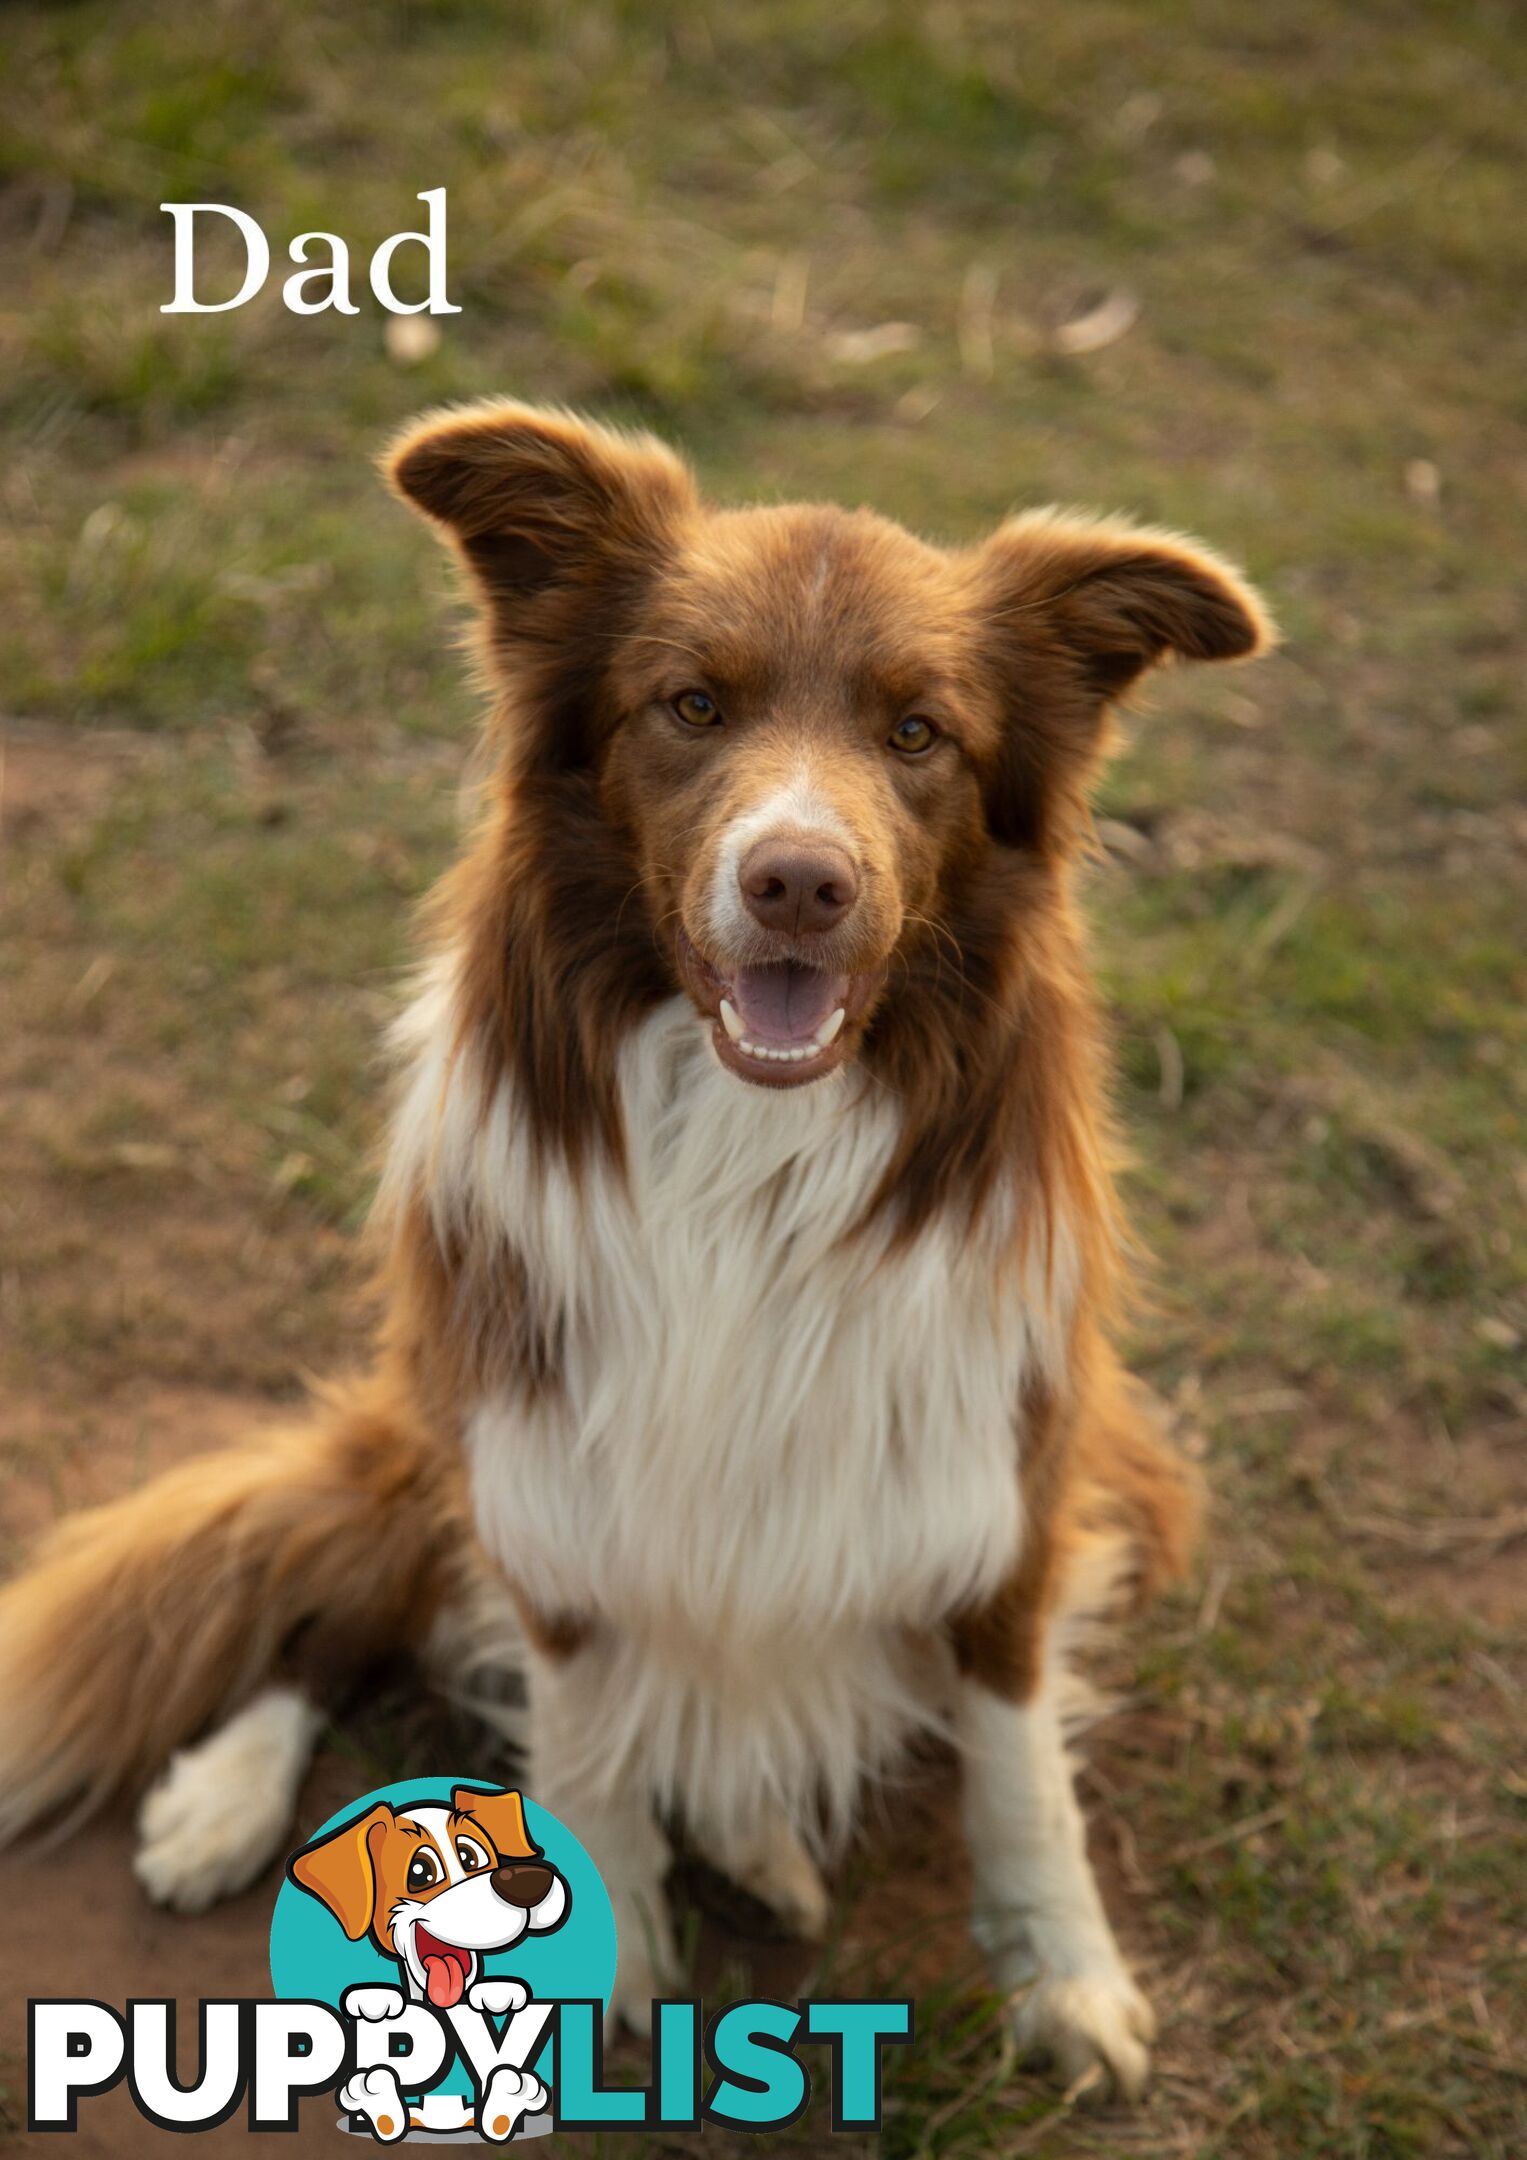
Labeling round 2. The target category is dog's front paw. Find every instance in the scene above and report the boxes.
[339,2065,408,2143]
[603,1933,683,2043]
[599,1873,679,2041]
[479,2065,548,2143]
[468,1977,530,2018]
[694,1810,832,1942]
[341,1985,407,2023]
[1010,1967,1156,2104]
[135,1753,290,1914]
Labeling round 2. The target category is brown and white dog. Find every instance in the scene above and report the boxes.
[291,1785,564,2142]
[0,402,1271,2101]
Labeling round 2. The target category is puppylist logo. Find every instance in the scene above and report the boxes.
[282,1782,581,2140]
[28,1778,912,2141]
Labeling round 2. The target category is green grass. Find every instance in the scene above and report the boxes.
[2,2,1524,2154]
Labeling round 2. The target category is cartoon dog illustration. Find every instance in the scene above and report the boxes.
[289,1785,567,2142]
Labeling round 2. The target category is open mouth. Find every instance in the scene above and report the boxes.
[413,1923,476,2009]
[721,962,847,1069]
[678,933,873,1087]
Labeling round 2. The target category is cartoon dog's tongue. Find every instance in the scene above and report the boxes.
[415,1927,471,2008]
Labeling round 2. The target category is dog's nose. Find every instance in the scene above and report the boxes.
[739,839,858,935]
[490,1862,556,1910]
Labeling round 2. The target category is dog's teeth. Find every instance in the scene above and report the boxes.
[816,1008,846,1047]
[719,999,744,1042]
[733,1036,823,1064]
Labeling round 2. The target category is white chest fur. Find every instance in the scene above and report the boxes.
[387,982,1074,1832]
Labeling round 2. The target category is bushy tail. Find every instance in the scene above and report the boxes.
[1056,1357,1205,1631]
[0,1383,464,1841]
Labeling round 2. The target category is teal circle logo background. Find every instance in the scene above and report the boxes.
[269,1779,616,2100]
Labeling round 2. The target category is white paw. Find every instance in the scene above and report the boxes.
[601,1874,678,2040]
[603,1947,660,2042]
[468,1977,531,2018]
[341,1985,407,2023]
[715,1818,831,1941]
[1010,1967,1157,2104]
[339,2065,408,2142]
[604,1944,673,2039]
[134,1754,289,1914]
[133,1688,317,1916]
[479,2065,548,2142]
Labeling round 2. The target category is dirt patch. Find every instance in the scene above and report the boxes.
[1292,1411,1527,1629]
[0,1755,367,2159]
[0,723,151,841]
[0,1383,283,1554]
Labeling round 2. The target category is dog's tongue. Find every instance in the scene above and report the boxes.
[731,962,845,1046]
[424,1950,467,2009]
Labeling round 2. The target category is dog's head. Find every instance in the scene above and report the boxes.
[289,1785,567,2008]
[389,401,1271,1091]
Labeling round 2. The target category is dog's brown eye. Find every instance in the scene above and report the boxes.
[889,715,937,755]
[455,1837,490,1873]
[672,690,722,728]
[406,1851,440,1894]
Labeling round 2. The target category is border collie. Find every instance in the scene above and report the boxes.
[0,402,1270,2100]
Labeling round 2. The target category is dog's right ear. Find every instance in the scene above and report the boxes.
[385,399,696,632]
[288,1802,391,1941]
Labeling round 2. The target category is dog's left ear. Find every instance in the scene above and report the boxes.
[973,511,1273,849]
[451,1785,539,1862]
[288,1802,391,1940]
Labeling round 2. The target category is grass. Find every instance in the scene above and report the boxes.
[2,1,1524,2153]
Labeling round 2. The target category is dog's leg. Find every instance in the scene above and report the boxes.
[956,1661,1154,2101]
[425,1561,529,1763]
[134,1684,322,1913]
[688,1805,831,1942]
[525,1646,675,2038]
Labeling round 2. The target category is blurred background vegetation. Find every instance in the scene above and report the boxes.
[1,3,1523,2155]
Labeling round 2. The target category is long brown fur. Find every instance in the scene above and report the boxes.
[0,398,1267,1840]
[0,1385,465,1839]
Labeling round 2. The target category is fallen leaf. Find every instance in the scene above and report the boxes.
[1052,287,1139,356]
[1404,456,1442,504]
[826,322,921,364]
[385,316,442,365]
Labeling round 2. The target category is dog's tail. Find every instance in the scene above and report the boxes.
[0,1381,467,1842]
[1054,1354,1204,1636]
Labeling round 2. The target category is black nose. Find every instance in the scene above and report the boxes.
[740,839,858,935]
[491,1862,555,1910]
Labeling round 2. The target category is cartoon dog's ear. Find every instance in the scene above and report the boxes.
[385,399,696,625]
[973,509,1273,850]
[451,1786,539,1862]
[288,1803,392,1940]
